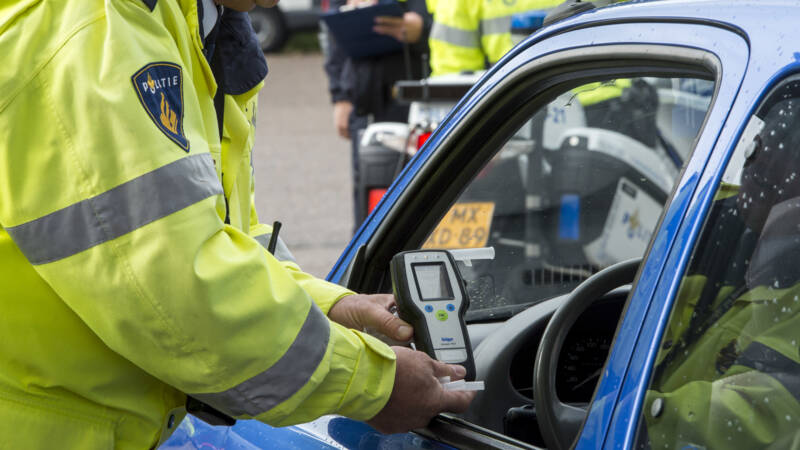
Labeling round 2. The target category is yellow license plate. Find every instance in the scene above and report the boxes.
[423,202,495,249]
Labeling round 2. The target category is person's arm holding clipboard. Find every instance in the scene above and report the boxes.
[371,1,425,45]
[323,0,428,59]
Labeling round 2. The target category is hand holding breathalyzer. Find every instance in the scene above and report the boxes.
[328,293,413,343]
[367,346,475,434]
[391,249,484,382]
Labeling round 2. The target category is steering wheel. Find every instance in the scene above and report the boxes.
[533,258,641,450]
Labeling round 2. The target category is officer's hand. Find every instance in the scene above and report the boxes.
[367,347,476,434]
[328,294,413,342]
[374,12,423,44]
[333,101,353,139]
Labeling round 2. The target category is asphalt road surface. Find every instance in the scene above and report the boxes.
[253,52,355,279]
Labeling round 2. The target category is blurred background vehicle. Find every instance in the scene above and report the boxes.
[249,0,325,52]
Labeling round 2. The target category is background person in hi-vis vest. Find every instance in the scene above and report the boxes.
[426,0,564,77]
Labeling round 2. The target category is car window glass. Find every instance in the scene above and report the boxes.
[423,77,714,321]
[634,77,800,449]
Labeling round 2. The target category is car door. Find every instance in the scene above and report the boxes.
[617,73,800,450]
[596,7,800,450]
[328,9,749,450]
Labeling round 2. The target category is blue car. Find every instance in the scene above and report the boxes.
[164,0,800,448]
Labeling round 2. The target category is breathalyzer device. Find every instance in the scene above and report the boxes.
[390,249,477,381]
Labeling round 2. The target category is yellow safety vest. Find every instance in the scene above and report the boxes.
[428,0,563,77]
[0,1,394,448]
[571,79,631,107]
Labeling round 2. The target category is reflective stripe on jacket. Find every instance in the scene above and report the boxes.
[0,1,395,448]
[428,0,562,76]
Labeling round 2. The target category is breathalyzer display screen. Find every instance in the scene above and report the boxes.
[412,262,454,301]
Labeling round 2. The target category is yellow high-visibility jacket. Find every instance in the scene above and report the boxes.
[645,276,800,448]
[0,1,395,448]
[427,0,563,77]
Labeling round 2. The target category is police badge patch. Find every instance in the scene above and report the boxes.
[132,62,189,152]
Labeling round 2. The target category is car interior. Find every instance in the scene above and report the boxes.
[340,48,718,449]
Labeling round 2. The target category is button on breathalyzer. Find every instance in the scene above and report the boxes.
[391,249,489,382]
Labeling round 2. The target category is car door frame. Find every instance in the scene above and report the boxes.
[327,15,751,450]
[595,12,800,450]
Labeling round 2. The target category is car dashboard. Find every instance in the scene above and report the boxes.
[511,296,623,403]
[463,290,628,445]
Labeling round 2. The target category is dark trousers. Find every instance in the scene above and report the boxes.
[349,113,369,231]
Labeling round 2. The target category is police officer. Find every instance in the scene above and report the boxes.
[642,92,800,448]
[427,0,563,77]
[0,0,473,448]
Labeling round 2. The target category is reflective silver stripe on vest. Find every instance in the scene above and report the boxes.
[254,234,297,263]
[6,153,222,265]
[431,21,480,48]
[190,303,330,417]
[480,15,512,36]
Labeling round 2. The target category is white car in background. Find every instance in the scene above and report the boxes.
[248,0,323,52]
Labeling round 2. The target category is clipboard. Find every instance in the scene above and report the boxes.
[322,2,405,60]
